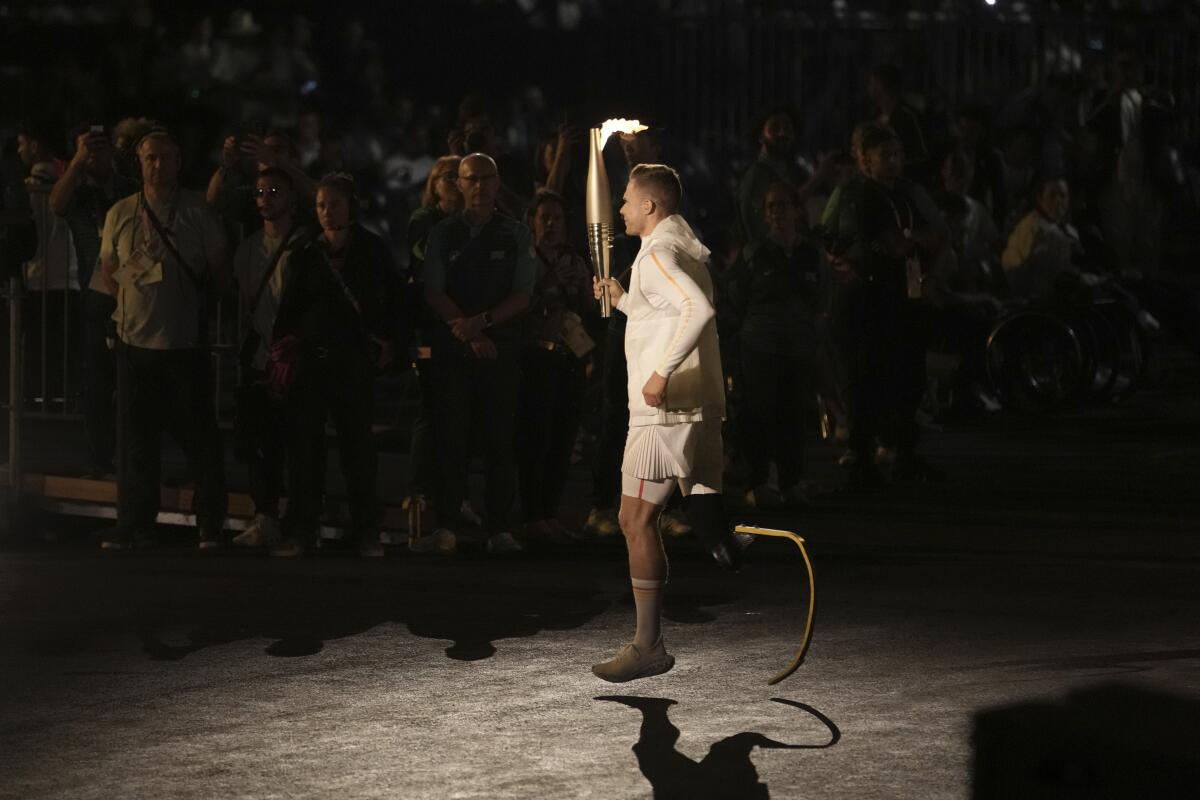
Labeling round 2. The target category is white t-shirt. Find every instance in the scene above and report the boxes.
[233,227,299,369]
[99,189,227,350]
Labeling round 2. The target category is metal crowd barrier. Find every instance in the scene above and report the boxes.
[1,277,423,540]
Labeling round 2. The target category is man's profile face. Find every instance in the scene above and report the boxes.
[457,157,500,216]
[138,136,181,188]
[619,180,652,237]
[255,175,293,222]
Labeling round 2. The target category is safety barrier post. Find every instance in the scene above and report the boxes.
[3,277,24,540]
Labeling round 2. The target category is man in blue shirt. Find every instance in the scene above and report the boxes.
[424,153,536,554]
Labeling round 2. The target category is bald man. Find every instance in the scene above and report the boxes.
[424,153,537,554]
[591,164,751,682]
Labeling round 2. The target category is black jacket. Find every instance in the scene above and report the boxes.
[273,224,401,356]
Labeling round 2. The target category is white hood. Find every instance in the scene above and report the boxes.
[642,215,710,265]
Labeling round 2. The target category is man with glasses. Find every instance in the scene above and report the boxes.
[424,153,536,554]
[230,168,310,548]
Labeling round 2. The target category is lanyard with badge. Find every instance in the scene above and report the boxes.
[881,187,923,300]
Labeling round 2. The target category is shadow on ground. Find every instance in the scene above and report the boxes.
[596,695,840,799]
[17,556,621,664]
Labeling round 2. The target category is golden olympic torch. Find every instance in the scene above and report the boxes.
[587,119,647,317]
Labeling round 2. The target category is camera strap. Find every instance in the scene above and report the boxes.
[140,192,204,293]
[248,225,303,320]
[319,238,372,345]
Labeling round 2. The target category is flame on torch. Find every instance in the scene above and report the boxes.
[597,118,649,150]
[586,119,647,317]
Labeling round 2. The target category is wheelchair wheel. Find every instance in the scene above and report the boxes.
[986,311,1086,410]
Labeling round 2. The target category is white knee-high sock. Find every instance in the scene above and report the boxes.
[631,576,665,649]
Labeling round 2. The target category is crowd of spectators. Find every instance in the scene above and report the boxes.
[2,7,1199,553]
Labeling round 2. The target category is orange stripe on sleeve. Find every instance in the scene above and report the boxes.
[649,251,694,375]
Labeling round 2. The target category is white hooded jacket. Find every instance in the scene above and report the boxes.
[616,214,725,427]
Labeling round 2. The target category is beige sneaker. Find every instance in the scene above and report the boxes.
[592,639,676,683]
[585,507,620,537]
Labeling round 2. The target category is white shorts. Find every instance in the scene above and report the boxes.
[621,420,723,506]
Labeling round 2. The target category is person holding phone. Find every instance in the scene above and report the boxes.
[207,127,315,236]
[50,122,139,478]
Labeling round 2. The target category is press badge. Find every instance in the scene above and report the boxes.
[121,249,164,288]
[905,255,922,300]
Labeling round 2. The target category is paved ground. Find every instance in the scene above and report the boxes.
[2,357,1199,798]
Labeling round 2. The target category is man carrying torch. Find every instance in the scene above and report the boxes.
[590,160,752,682]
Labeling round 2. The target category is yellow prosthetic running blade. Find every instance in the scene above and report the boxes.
[734,525,816,685]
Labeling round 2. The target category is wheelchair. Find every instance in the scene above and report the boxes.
[984,277,1156,411]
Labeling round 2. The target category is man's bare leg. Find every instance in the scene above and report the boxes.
[592,485,677,682]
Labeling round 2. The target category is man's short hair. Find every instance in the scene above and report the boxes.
[135,126,180,154]
[257,166,294,190]
[459,152,498,175]
[630,163,682,215]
